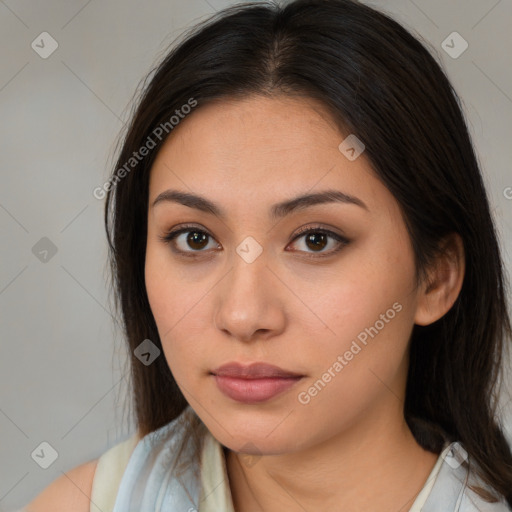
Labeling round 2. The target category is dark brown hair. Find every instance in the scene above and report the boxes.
[104,0,512,504]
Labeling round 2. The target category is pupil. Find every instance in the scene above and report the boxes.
[188,231,207,250]
[306,233,327,251]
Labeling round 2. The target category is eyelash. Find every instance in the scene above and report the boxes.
[158,223,349,260]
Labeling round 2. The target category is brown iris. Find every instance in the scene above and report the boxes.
[186,231,209,250]
[304,232,328,252]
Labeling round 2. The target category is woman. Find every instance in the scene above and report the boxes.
[23,0,512,510]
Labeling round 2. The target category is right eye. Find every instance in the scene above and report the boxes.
[158,224,221,258]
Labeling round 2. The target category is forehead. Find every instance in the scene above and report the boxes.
[148,95,393,218]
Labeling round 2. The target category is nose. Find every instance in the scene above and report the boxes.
[213,250,286,343]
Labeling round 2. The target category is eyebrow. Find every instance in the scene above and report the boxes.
[151,188,369,219]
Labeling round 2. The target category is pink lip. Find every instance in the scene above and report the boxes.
[212,362,303,378]
[213,375,303,403]
[211,362,304,403]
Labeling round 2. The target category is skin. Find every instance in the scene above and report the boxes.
[145,94,465,512]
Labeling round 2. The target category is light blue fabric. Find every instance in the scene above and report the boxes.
[111,406,203,512]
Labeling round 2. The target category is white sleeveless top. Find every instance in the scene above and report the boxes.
[89,423,447,512]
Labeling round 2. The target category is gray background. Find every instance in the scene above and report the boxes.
[1,0,511,509]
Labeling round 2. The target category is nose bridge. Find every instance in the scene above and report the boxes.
[214,241,284,340]
[225,241,269,304]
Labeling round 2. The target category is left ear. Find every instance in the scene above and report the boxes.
[414,232,465,326]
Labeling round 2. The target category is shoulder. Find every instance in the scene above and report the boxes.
[25,458,98,512]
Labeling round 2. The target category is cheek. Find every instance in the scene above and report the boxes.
[145,239,191,327]
[293,240,414,347]
[294,235,417,389]
[145,252,170,329]
[145,248,186,366]
[293,285,413,431]
[334,223,416,327]
[145,246,210,376]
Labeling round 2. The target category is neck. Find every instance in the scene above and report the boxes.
[225,403,439,512]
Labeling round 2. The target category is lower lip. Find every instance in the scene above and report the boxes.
[213,375,303,403]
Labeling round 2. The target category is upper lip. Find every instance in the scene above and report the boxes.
[212,362,304,379]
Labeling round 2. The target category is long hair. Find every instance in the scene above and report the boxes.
[103,0,512,504]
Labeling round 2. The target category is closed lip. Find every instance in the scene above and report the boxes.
[211,362,304,379]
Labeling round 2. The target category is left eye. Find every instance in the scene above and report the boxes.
[288,227,348,256]
[159,225,349,258]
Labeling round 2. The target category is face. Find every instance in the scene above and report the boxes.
[145,94,423,455]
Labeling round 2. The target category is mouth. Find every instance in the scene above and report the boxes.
[210,362,305,403]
